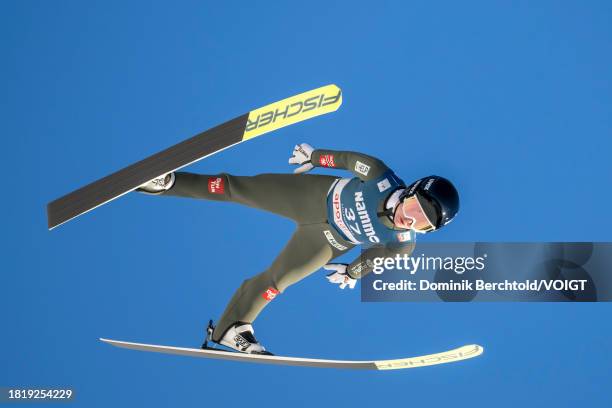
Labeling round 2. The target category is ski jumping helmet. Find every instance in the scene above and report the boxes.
[399,175,460,231]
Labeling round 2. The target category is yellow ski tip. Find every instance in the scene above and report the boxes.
[242,84,342,141]
[374,344,484,370]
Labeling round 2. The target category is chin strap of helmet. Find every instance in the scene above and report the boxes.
[377,188,406,221]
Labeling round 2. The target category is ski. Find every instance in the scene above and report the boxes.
[46,84,342,229]
[100,338,483,370]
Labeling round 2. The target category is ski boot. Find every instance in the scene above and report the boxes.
[202,320,273,355]
[137,172,175,195]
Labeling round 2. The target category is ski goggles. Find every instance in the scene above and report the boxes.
[399,196,436,233]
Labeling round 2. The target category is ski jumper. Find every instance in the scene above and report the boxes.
[159,150,416,340]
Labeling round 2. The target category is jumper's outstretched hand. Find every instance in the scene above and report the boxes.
[288,143,315,174]
[324,264,357,290]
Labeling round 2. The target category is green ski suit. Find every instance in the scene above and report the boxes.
[158,149,415,340]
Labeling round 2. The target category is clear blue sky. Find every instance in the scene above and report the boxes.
[1,1,611,406]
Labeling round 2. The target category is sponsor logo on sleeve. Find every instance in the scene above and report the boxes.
[355,161,371,176]
[349,259,374,278]
[262,287,280,301]
[377,178,391,192]
[208,177,225,194]
[323,230,348,251]
[397,232,412,242]
[319,154,336,167]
